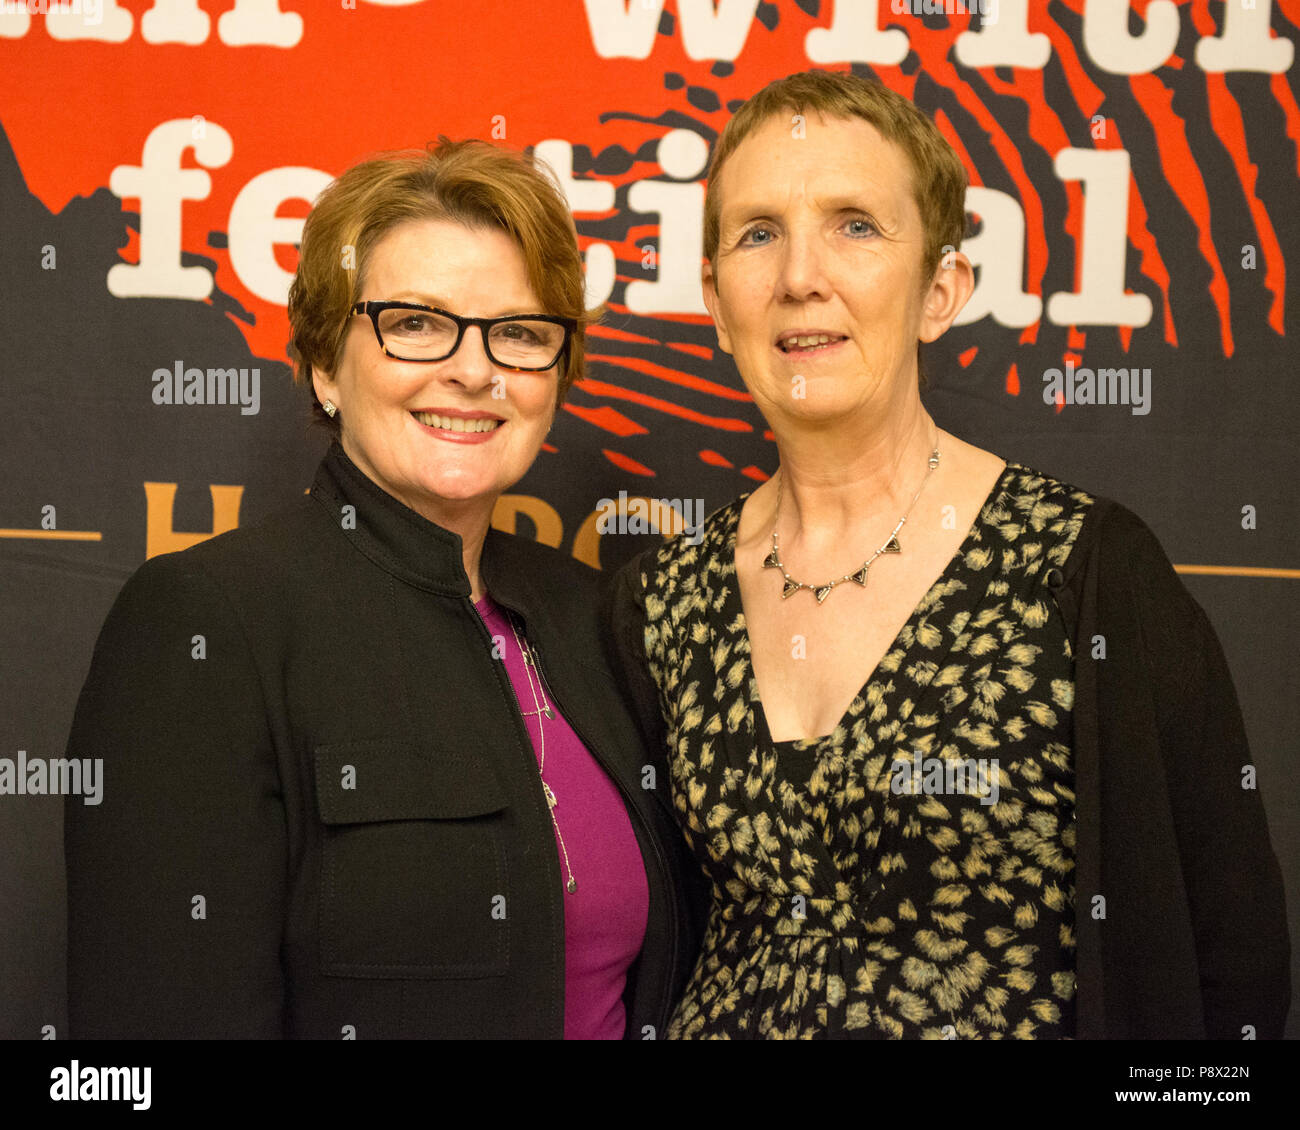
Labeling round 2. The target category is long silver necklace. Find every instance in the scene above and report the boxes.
[506,613,577,894]
[764,443,941,604]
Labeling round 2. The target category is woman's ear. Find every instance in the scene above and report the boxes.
[918,249,975,344]
[311,363,339,415]
[701,260,734,356]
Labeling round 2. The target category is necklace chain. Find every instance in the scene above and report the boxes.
[506,612,577,894]
[764,441,941,604]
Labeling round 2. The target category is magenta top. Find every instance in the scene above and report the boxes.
[474,594,649,1039]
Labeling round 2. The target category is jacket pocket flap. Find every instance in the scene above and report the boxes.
[314,740,508,824]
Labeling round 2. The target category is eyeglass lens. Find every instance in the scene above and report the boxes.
[377,308,565,367]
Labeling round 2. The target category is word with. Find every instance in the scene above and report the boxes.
[889,749,1000,806]
[152,360,261,415]
[0,751,103,805]
[584,0,1292,75]
[595,491,707,546]
[1041,359,1151,415]
[4,0,1292,76]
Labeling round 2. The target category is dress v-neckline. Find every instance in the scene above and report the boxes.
[724,461,1019,749]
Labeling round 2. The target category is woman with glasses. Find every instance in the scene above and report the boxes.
[64,137,706,1039]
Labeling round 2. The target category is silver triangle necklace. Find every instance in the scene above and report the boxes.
[762,442,941,604]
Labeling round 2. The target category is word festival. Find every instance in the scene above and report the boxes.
[103,120,1178,330]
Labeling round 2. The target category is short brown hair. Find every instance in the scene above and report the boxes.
[703,69,968,284]
[288,137,597,434]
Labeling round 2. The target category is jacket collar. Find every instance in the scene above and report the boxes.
[310,440,544,616]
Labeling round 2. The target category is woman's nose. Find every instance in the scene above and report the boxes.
[774,229,831,302]
[443,325,497,390]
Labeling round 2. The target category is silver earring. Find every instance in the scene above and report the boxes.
[323,399,338,418]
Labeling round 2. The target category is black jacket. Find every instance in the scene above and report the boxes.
[608,490,1291,1039]
[64,441,705,1039]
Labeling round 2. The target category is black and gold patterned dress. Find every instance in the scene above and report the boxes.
[636,461,1095,1039]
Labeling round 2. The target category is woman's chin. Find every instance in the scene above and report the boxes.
[765,399,868,428]
[414,475,501,507]
[374,460,500,511]
[747,378,887,426]
[406,449,519,501]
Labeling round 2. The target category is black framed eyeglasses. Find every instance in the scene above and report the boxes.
[350,301,575,372]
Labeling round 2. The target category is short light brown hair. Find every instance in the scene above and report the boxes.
[288,137,597,434]
[703,69,968,284]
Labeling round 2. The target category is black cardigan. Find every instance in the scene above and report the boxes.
[64,441,706,1039]
[607,490,1291,1039]
[1051,494,1289,1038]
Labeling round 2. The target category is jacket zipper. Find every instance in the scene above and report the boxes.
[525,632,680,1040]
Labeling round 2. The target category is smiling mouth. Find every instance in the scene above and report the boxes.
[411,411,503,433]
[778,334,848,354]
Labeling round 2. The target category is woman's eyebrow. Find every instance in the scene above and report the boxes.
[386,291,452,306]
[813,193,880,212]
[384,292,538,316]
[724,191,890,220]
[721,200,778,225]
